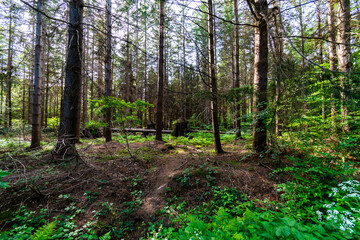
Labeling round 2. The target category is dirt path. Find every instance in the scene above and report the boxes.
[139,153,188,218]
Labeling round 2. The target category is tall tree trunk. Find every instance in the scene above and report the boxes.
[126,9,130,103]
[104,0,112,142]
[135,0,140,101]
[44,41,50,128]
[90,33,95,120]
[5,2,13,128]
[22,65,26,122]
[54,0,83,154]
[274,0,283,136]
[251,0,268,152]
[337,0,351,131]
[156,0,165,141]
[317,0,324,119]
[182,2,187,119]
[82,25,89,127]
[144,13,148,124]
[208,0,224,154]
[31,0,43,148]
[234,0,242,139]
[328,0,337,126]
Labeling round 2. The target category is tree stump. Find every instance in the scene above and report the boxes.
[172,118,188,137]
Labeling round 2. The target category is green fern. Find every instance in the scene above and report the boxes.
[30,222,56,240]
[99,232,111,240]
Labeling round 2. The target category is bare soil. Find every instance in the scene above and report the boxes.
[0,137,288,239]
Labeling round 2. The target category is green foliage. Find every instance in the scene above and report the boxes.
[176,163,218,188]
[317,180,360,233]
[85,120,107,130]
[274,155,356,220]
[46,117,60,130]
[90,97,153,129]
[30,222,56,240]
[0,170,11,189]
[147,186,360,240]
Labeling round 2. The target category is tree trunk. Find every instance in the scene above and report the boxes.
[82,25,89,127]
[156,0,165,141]
[44,41,50,128]
[144,14,148,124]
[31,0,43,148]
[234,0,242,139]
[126,9,130,103]
[251,0,268,152]
[54,0,83,155]
[208,0,224,154]
[5,2,13,128]
[22,65,26,122]
[328,0,337,127]
[104,0,112,142]
[337,0,351,131]
[182,2,187,119]
[317,0,324,119]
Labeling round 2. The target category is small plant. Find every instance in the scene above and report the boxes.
[316,180,360,233]
[83,191,99,204]
[177,167,193,188]
[0,170,11,189]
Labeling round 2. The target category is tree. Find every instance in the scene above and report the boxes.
[156,0,165,141]
[327,0,337,126]
[233,0,242,140]
[247,0,269,152]
[208,0,224,154]
[53,0,83,156]
[30,0,43,148]
[104,0,112,142]
[4,1,14,128]
[337,0,351,131]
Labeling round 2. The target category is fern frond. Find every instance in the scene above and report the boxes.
[30,222,56,240]
[99,231,111,240]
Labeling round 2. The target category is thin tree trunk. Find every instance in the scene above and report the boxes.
[44,41,50,128]
[156,0,165,141]
[234,0,242,139]
[5,2,13,128]
[144,13,148,124]
[208,0,224,154]
[104,0,112,142]
[22,65,26,121]
[90,32,95,120]
[182,2,186,119]
[328,0,337,127]
[126,9,130,102]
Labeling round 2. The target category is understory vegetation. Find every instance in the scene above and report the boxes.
[0,121,359,239]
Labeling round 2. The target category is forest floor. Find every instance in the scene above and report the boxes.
[0,132,292,239]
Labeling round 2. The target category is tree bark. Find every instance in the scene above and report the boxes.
[31,0,43,148]
[5,2,14,128]
[234,0,242,139]
[156,0,165,141]
[104,0,112,142]
[328,0,337,126]
[251,0,268,152]
[337,0,351,131]
[54,0,83,155]
[208,0,224,154]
